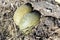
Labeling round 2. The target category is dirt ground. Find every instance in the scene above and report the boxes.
[0,0,60,40]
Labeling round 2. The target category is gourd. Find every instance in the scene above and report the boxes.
[13,3,40,34]
[13,3,32,25]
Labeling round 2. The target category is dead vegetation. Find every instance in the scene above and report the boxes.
[0,0,60,40]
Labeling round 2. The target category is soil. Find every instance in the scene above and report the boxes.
[0,0,60,40]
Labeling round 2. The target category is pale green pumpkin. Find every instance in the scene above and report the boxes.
[13,3,32,25]
[13,3,40,34]
[19,11,40,34]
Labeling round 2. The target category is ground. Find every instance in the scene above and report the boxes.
[0,0,60,40]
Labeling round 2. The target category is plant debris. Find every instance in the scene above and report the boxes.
[0,0,60,40]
